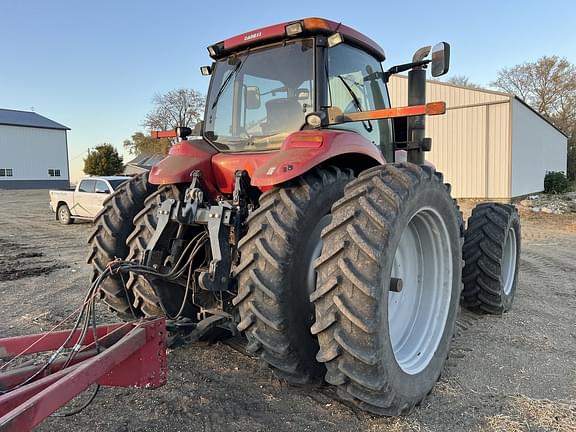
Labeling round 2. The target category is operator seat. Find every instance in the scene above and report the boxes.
[262,98,304,134]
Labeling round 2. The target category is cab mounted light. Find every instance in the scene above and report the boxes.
[305,112,326,128]
[285,22,303,36]
[207,45,218,58]
[327,32,344,48]
[200,66,212,76]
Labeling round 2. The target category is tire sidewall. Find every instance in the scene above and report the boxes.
[376,178,461,399]
[273,172,353,369]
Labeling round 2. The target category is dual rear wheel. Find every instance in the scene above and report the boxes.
[88,164,520,416]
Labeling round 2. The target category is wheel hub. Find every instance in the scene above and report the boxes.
[387,207,453,375]
[501,227,517,295]
[305,214,332,296]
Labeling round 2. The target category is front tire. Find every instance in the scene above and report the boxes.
[234,166,354,384]
[312,163,462,415]
[461,203,521,314]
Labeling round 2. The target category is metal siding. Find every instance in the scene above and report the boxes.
[388,76,511,198]
[510,98,568,196]
[487,103,511,198]
[0,125,70,182]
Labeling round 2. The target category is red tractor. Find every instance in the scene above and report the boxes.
[88,18,521,415]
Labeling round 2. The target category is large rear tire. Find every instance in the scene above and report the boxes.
[87,174,156,320]
[461,203,521,314]
[125,185,199,319]
[312,163,462,415]
[234,166,354,384]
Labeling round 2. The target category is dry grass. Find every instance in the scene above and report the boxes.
[513,395,576,432]
[486,395,576,432]
[367,417,428,432]
[486,414,523,432]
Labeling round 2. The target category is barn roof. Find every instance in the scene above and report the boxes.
[0,108,70,130]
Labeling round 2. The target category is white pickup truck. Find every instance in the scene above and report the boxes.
[49,176,131,224]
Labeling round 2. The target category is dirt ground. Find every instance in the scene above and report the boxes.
[1,190,575,432]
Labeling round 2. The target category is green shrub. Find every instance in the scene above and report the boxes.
[544,171,570,194]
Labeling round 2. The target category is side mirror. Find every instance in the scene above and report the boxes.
[245,86,261,110]
[431,42,450,77]
[191,121,203,136]
[296,88,310,101]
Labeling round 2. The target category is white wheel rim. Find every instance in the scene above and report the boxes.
[305,215,331,295]
[501,227,517,295]
[387,207,453,375]
[59,208,68,221]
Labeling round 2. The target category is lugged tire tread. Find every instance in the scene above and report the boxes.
[125,185,181,317]
[86,174,155,320]
[461,202,520,315]
[234,166,354,385]
[312,163,463,415]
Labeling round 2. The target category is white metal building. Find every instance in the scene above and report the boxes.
[388,76,568,199]
[0,109,70,189]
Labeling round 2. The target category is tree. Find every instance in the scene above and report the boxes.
[143,88,205,131]
[83,144,124,176]
[444,75,483,89]
[123,131,171,156]
[492,56,576,179]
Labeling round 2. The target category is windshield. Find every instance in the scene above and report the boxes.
[204,39,314,152]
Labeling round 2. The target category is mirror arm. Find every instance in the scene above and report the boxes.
[383,60,430,82]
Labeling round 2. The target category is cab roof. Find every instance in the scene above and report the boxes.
[209,17,385,62]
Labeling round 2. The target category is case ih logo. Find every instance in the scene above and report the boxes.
[243,31,262,41]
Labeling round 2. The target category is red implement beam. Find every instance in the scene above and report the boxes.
[335,101,446,123]
[0,322,129,358]
[151,130,177,139]
[0,319,167,432]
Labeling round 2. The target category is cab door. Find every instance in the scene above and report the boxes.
[86,180,112,217]
[325,43,394,161]
[74,179,96,217]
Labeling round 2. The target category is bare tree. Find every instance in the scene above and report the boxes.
[492,56,576,179]
[143,88,206,131]
[444,75,483,89]
[123,131,171,155]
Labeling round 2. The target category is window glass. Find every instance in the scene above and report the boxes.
[94,180,110,194]
[48,169,54,177]
[0,169,5,176]
[55,169,61,177]
[78,179,95,193]
[205,39,314,152]
[326,44,394,160]
[6,169,13,176]
[108,179,128,190]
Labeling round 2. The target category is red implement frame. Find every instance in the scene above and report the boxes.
[0,318,167,432]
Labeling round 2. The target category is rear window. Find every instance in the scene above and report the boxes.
[78,180,95,193]
[108,179,128,190]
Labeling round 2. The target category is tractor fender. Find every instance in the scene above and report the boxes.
[251,130,385,187]
[148,139,217,189]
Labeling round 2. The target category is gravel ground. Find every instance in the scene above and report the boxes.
[0,190,575,432]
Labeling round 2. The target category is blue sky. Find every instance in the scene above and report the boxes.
[2,0,575,180]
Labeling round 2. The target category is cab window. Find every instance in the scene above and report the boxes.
[94,180,110,194]
[78,180,95,193]
[326,44,394,160]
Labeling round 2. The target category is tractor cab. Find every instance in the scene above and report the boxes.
[201,18,394,159]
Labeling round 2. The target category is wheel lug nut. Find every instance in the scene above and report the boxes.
[390,277,403,293]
